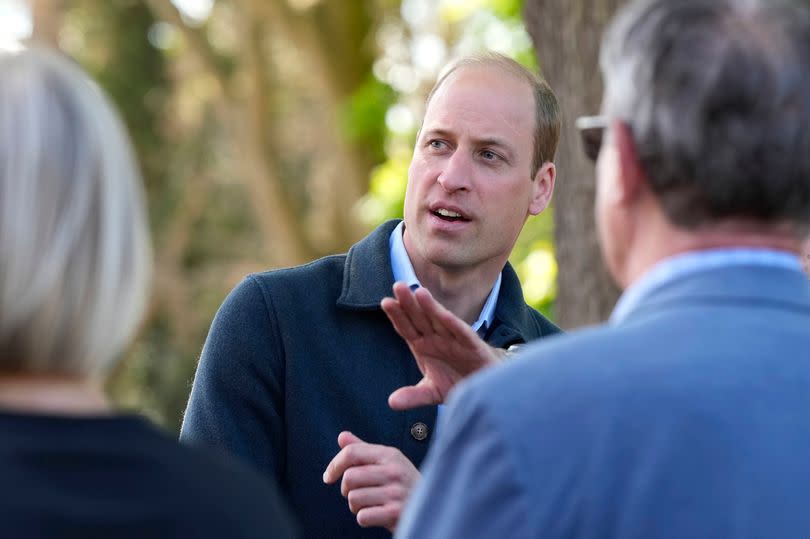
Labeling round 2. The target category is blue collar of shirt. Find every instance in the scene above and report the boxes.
[389,221,501,335]
[611,247,803,325]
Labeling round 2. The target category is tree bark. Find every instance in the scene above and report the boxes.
[524,0,624,329]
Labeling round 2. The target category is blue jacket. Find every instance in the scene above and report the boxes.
[181,219,560,539]
[397,263,810,539]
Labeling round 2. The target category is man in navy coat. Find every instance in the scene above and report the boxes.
[181,53,562,537]
[395,0,810,537]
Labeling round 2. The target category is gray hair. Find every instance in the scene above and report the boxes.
[425,52,561,177]
[0,47,152,376]
[600,0,810,232]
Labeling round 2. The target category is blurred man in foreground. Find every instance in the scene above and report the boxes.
[396,0,810,537]
[0,47,296,538]
[182,53,561,537]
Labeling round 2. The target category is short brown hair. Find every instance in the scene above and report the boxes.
[425,52,561,177]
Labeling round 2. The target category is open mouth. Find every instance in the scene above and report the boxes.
[431,208,470,223]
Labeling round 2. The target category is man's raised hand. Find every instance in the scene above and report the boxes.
[381,282,503,410]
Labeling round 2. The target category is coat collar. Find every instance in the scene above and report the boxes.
[489,262,537,346]
[336,219,400,310]
[618,264,810,324]
[336,220,534,344]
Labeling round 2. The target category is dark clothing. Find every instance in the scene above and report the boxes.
[0,412,297,539]
[181,219,560,538]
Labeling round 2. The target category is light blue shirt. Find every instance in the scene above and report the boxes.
[611,247,803,324]
[389,221,501,336]
[390,221,502,423]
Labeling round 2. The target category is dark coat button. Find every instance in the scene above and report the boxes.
[410,422,428,441]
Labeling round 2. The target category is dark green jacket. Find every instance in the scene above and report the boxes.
[181,219,560,539]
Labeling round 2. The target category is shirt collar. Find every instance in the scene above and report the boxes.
[611,247,803,325]
[389,221,502,335]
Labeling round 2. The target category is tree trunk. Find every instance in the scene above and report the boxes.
[524,0,624,329]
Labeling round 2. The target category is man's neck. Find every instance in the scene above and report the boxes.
[401,245,504,325]
[417,268,500,325]
[622,215,801,288]
[0,374,111,416]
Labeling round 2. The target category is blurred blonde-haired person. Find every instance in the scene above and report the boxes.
[0,47,296,538]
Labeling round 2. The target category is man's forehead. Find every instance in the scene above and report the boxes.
[423,66,533,132]
[430,64,531,104]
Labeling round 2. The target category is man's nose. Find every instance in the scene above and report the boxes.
[437,151,472,192]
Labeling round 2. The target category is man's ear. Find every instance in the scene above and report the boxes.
[612,121,646,202]
[529,162,555,216]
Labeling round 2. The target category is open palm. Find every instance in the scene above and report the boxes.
[381,282,501,410]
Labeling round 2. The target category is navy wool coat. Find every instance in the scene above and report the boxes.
[180,219,560,538]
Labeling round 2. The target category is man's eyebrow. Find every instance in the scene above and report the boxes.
[471,137,517,161]
[423,129,515,151]
[473,137,514,151]
[421,128,453,139]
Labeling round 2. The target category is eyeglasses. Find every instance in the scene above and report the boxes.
[576,115,607,162]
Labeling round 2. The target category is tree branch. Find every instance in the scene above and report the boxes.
[143,0,230,92]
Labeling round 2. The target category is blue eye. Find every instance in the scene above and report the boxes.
[429,140,445,149]
[480,149,500,161]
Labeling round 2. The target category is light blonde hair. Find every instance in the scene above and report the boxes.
[0,47,152,376]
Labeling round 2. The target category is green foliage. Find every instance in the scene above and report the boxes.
[67,1,206,428]
[355,151,410,225]
[341,75,397,163]
[489,0,524,19]
[63,0,559,432]
[109,316,198,430]
[69,0,168,191]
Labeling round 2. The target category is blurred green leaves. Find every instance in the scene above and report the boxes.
[341,75,397,163]
[355,0,556,315]
[55,0,558,431]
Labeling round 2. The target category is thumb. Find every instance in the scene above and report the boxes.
[389,383,441,410]
[337,430,364,448]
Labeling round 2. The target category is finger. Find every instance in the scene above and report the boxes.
[339,464,393,497]
[414,287,479,344]
[389,380,441,410]
[411,287,453,338]
[347,485,407,514]
[323,431,365,483]
[356,504,402,531]
[337,430,364,449]
[392,282,433,337]
[323,441,387,484]
[381,297,421,342]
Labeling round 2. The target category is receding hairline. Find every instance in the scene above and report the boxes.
[422,53,561,174]
[425,54,537,110]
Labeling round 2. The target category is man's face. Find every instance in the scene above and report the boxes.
[403,66,550,274]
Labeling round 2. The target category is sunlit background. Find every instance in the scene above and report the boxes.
[1,0,557,430]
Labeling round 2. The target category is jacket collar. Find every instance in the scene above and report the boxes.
[336,220,534,342]
[488,262,536,347]
[617,264,810,324]
[336,220,400,310]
